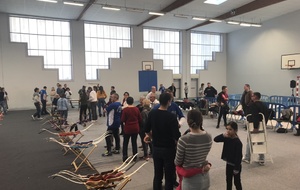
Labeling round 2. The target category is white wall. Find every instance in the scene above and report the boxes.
[227,10,300,96]
[0,13,227,110]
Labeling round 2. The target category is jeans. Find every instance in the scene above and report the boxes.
[122,133,138,161]
[105,128,120,152]
[97,98,106,115]
[41,100,47,115]
[0,101,7,114]
[90,101,97,120]
[33,102,41,118]
[152,146,176,190]
[244,139,264,161]
[217,106,228,126]
[79,104,87,122]
[226,164,242,190]
[139,129,152,157]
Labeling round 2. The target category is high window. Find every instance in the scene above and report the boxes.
[10,16,72,80]
[190,32,221,73]
[143,28,180,74]
[84,23,131,80]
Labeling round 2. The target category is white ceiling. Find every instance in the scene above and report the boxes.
[0,0,300,33]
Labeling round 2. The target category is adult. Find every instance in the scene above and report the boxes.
[2,87,8,111]
[65,87,74,108]
[184,82,189,99]
[240,84,253,115]
[32,87,42,120]
[121,96,142,162]
[204,82,217,98]
[102,93,122,156]
[199,83,205,98]
[146,86,157,99]
[97,86,107,117]
[168,83,176,98]
[0,88,7,114]
[158,84,165,94]
[79,86,88,124]
[136,96,145,112]
[56,84,64,96]
[153,89,186,128]
[40,86,49,115]
[110,86,116,95]
[57,93,69,125]
[145,93,181,190]
[139,99,152,159]
[216,86,229,128]
[242,92,268,165]
[88,86,98,121]
[149,93,159,108]
[175,109,212,190]
[49,87,56,102]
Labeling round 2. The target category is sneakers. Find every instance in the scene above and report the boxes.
[31,115,35,120]
[112,149,120,154]
[242,158,250,164]
[37,117,43,120]
[258,161,265,166]
[102,151,112,157]
[216,125,220,128]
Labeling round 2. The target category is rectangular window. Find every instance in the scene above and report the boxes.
[9,16,72,80]
[84,23,131,80]
[190,32,222,74]
[143,28,180,74]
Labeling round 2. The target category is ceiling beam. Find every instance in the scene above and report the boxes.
[76,0,96,21]
[137,0,194,26]
[186,0,286,31]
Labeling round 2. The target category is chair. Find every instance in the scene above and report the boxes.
[49,131,111,172]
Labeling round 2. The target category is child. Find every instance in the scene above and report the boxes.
[214,121,242,190]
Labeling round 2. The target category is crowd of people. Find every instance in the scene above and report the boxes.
[29,82,269,190]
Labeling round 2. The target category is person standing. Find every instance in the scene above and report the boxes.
[159,84,165,94]
[88,86,98,121]
[168,83,176,98]
[242,92,268,165]
[0,88,7,115]
[199,83,205,98]
[214,121,243,190]
[216,86,229,128]
[102,93,122,156]
[32,87,42,120]
[79,86,88,124]
[57,93,69,125]
[204,82,217,98]
[184,82,189,99]
[175,109,212,190]
[145,92,181,190]
[49,87,56,102]
[97,86,107,117]
[40,86,49,115]
[146,86,157,99]
[121,96,142,162]
[65,87,74,108]
[240,84,253,115]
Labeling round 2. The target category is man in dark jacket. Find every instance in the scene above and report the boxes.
[204,82,217,98]
[243,92,268,165]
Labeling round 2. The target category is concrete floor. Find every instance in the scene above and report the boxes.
[65,109,300,190]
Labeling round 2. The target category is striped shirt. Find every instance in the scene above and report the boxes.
[175,132,212,168]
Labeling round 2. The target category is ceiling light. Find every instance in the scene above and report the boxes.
[37,0,58,3]
[63,1,84,6]
[149,12,165,16]
[192,17,206,21]
[174,14,189,19]
[102,6,121,11]
[204,0,227,5]
[251,24,262,27]
[126,8,144,13]
[209,19,222,23]
[240,22,251,27]
[227,21,239,25]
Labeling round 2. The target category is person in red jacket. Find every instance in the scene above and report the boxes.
[121,96,142,162]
